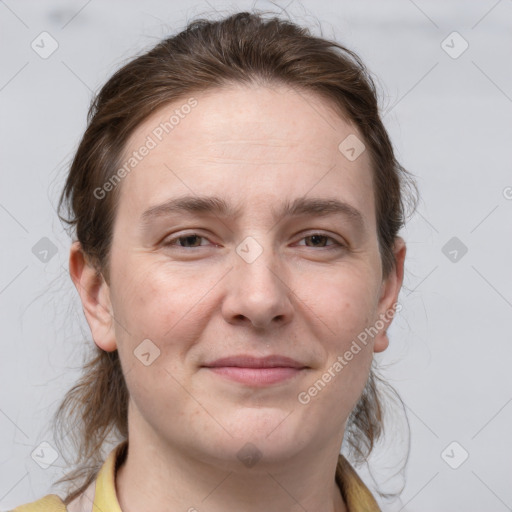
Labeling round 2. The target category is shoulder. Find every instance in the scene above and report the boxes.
[8,494,67,512]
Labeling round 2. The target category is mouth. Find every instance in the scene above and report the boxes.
[202,355,309,387]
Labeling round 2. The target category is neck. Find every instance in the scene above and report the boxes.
[116,409,347,512]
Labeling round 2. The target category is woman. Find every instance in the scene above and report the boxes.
[13,10,417,512]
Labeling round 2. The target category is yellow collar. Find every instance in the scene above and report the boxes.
[92,440,127,511]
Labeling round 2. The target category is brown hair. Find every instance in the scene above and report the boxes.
[54,9,418,503]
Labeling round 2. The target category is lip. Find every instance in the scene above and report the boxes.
[203,355,307,369]
[202,355,309,387]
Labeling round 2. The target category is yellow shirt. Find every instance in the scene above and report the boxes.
[11,441,381,511]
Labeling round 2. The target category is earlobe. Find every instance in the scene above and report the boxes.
[373,330,389,353]
[373,237,406,354]
[69,241,118,352]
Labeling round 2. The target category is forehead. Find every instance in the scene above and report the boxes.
[116,83,375,226]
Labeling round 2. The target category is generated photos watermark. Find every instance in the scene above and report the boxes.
[297,301,402,405]
[93,97,198,200]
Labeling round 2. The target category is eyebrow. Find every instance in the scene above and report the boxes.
[140,195,366,232]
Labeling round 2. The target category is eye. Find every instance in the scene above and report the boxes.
[163,233,211,248]
[162,232,345,250]
[296,233,345,249]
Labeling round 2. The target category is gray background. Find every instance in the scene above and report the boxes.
[1,1,511,510]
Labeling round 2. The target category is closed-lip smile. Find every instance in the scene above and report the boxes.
[202,355,309,386]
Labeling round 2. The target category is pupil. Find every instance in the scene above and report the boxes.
[309,235,324,247]
[183,235,200,247]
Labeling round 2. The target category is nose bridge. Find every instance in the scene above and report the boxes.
[234,233,284,293]
[222,233,293,328]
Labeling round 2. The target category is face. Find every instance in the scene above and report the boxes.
[73,83,405,468]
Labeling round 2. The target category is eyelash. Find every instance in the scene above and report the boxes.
[162,232,345,250]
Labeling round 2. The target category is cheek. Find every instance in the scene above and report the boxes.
[109,260,208,401]
[309,264,379,341]
[110,256,214,350]
[304,266,378,398]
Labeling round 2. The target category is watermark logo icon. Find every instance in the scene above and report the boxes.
[32,237,58,263]
[134,338,161,366]
[441,31,469,59]
[441,441,469,469]
[236,236,263,264]
[31,441,59,469]
[442,236,468,263]
[338,134,366,162]
[237,442,263,468]
[31,32,59,59]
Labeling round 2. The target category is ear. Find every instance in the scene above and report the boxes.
[69,241,118,352]
[373,236,406,353]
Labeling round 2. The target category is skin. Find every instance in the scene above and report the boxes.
[70,82,406,512]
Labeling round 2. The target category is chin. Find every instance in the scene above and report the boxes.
[211,410,311,458]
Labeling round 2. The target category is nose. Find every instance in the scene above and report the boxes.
[221,242,294,330]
